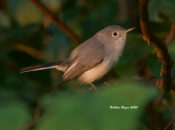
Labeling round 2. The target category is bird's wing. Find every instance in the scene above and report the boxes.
[62,39,105,83]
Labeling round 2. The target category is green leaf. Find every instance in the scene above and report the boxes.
[119,33,153,64]
[168,40,175,62]
[147,55,161,78]
[149,0,175,21]
[41,0,62,12]
[114,61,136,77]
[168,41,175,73]
[8,0,43,25]
[45,31,69,61]
[0,102,30,130]
[36,81,157,130]
[0,11,10,27]
[114,33,153,76]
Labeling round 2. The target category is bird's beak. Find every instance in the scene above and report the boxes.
[126,27,135,33]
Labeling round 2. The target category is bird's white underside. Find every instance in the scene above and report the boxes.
[78,36,126,83]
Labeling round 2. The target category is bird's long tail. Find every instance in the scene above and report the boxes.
[19,61,66,73]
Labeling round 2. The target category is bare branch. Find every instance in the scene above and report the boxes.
[30,0,82,44]
[0,0,7,11]
[14,44,45,59]
[165,21,175,44]
[139,0,173,91]
[164,118,175,130]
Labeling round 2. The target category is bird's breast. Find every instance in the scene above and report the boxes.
[78,36,126,84]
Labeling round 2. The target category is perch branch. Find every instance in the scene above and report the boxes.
[139,0,173,91]
[30,0,82,44]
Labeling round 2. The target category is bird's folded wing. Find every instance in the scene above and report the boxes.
[62,43,105,83]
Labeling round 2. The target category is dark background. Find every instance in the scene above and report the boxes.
[0,0,175,130]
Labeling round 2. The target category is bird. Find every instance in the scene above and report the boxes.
[19,25,134,89]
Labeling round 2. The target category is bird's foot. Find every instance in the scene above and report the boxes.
[89,83,97,91]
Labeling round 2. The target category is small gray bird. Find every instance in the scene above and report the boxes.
[20,25,134,89]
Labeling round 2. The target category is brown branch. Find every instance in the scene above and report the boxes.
[165,21,175,44]
[0,0,7,11]
[136,59,166,90]
[139,0,173,91]
[146,103,167,129]
[30,0,82,44]
[26,102,42,129]
[14,44,45,59]
[164,118,175,130]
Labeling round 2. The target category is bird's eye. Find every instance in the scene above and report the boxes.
[112,32,117,37]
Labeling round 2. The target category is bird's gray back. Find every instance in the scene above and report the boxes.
[62,35,106,83]
[70,35,104,58]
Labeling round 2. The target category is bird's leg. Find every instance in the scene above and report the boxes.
[89,83,97,91]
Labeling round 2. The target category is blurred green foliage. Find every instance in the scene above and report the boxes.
[0,102,30,130]
[36,81,157,130]
[0,0,175,129]
[149,0,175,21]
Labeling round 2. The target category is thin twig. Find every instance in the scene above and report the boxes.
[14,44,45,59]
[165,21,175,44]
[0,0,7,11]
[33,103,42,122]
[30,0,82,44]
[164,118,175,130]
[139,0,173,91]
[26,102,42,129]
